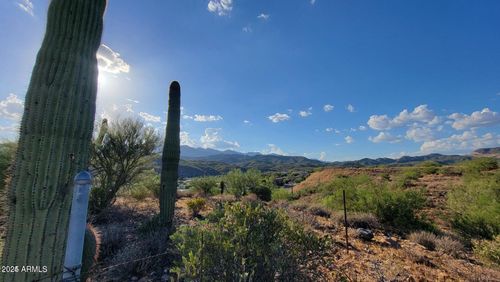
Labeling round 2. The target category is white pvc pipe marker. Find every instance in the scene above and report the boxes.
[62,171,93,281]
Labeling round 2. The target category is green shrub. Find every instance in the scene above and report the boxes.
[189,176,218,195]
[171,202,328,281]
[0,141,16,191]
[420,161,442,175]
[322,175,428,232]
[395,168,422,187]
[250,185,272,201]
[223,169,264,198]
[473,235,500,266]
[271,188,293,201]
[126,169,160,200]
[447,173,500,239]
[186,198,206,217]
[462,157,498,174]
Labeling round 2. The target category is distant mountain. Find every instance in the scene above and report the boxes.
[473,147,500,158]
[330,153,471,168]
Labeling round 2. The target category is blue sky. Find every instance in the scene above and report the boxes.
[1,0,499,161]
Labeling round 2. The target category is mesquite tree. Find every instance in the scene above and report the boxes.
[1,0,106,281]
[159,81,181,228]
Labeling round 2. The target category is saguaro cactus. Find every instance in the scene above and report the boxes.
[159,81,181,228]
[1,0,106,281]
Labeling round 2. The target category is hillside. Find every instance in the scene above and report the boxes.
[473,147,500,158]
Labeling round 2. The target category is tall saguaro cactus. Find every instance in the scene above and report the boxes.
[159,81,181,228]
[1,0,106,281]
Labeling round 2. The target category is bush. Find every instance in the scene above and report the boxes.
[473,235,500,266]
[395,168,422,187]
[171,202,328,281]
[409,231,438,250]
[447,173,500,239]
[189,176,218,196]
[420,161,442,175]
[0,141,16,191]
[331,212,380,229]
[462,157,498,174]
[186,198,206,217]
[223,169,263,198]
[251,185,272,201]
[409,231,464,257]
[127,169,160,200]
[271,188,293,201]
[322,175,428,232]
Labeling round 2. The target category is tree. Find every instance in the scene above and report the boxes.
[89,118,160,215]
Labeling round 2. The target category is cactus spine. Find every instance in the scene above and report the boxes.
[1,0,106,281]
[159,81,181,228]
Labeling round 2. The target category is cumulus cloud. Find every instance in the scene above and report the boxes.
[405,127,434,142]
[200,128,240,150]
[420,130,500,154]
[17,0,34,16]
[448,108,500,130]
[345,136,354,144]
[319,152,326,161]
[243,120,251,124]
[369,132,402,143]
[323,104,334,112]
[139,112,161,123]
[263,144,287,156]
[346,104,355,113]
[268,113,290,123]
[180,131,197,147]
[193,114,223,122]
[368,104,436,130]
[299,107,312,117]
[0,94,24,121]
[358,125,367,131]
[257,13,270,20]
[0,124,19,133]
[97,44,130,74]
[208,0,233,16]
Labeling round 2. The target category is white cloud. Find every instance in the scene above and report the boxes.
[405,127,434,142]
[323,104,334,112]
[358,125,367,131]
[311,0,317,4]
[368,104,436,130]
[193,114,223,122]
[208,0,233,16]
[17,0,34,16]
[126,98,139,104]
[325,128,334,132]
[180,131,197,147]
[139,112,161,123]
[345,136,354,144]
[183,115,194,120]
[268,113,290,123]
[346,104,355,113]
[200,128,240,150]
[0,94,24,121]
[369,132,402,143]
[299,107,312,117]
[448,108,500,130]
[420,130,500,154]
[242,25,252,33]
[319,151,326,161]
[97,44,130,74]
[124,104,134,113]
[263,144,287,155]
[243,120,251,124]
[0,124,19,133]
[257,13,270,20]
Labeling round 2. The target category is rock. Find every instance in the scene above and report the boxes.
[356,228,374,241]
[381,236,400,248]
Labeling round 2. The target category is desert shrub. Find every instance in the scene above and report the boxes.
[171,202,328,281]
[395,168,422,187]
[420,161,442,175]
[108,231,168,279]
[308,205,331,218]
[473,235,500,266]
[126,169,161,200]
[462,157,498,174]
[186,198,206,217]
[189,176,218,196]
[447,173,500,239]
[322,175,428,232]
[0,141,16,190]
[251,185,272,201]
[272,188,293,201]
[331,212,380,229]
[98,224,127,259]
[223,169,263,198]
[409,231,438,250]
[436,236,464,258]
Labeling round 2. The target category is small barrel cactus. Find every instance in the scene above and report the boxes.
[1,0,106,281]
[159,81,181,228]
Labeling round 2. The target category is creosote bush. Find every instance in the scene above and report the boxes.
[409,231,464,257]
[321,175,429,232]
[186,197,206,217]
[171,202,329,281]
[473,235,500,267]
[188,176,218,196]
[462,157,498,174]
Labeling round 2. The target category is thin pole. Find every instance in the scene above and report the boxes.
[343,189,349,253]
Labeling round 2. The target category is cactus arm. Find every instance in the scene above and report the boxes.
[159,81,181,228]
[1,0,106,281]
